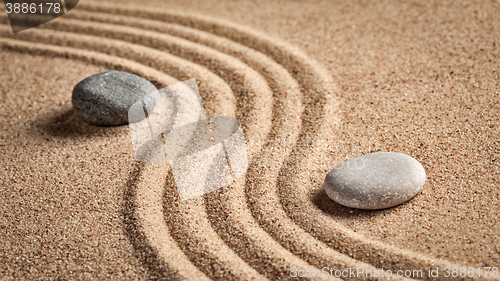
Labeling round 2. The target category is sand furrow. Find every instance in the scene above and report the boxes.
[63,10,402,280]
[0,38,216,280]
[151,7,487,279]
[0,37,175,88]
[0,33,264,280]
[132,163,213,281]
[0,36,265,280]
[2,16,323,280]
[25,16,328,279]
[44,8,354,280]
[3,3,484,280]
[0,28,266,279]
[64,5,386,278]
[66,4,492,280]
[33,17,273,154]
[0,19,279,278]
[151,7,497,280]
[0,25,235,118]
[161,172,271,280]
[163,16,412,281]
[58,11,345,280]
[0,8,424,280]
[27,3,406,276]
[0,1,498,281]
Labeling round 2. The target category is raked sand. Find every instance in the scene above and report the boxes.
[0,0,499,280]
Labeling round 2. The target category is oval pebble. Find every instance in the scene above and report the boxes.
[324,152,426,210]
[72,70,158,126]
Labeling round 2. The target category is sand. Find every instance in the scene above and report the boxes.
[0,0,499,280]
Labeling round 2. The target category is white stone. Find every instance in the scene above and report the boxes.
[324,152,426,210]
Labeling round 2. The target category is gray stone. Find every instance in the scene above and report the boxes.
[324,152,426,210]
[72,71,158,126]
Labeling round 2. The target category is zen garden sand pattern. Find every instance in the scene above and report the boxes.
[0,0,499,280]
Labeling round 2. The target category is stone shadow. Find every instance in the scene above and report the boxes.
[34,107,123,139]
[310,187,417,220]
[311,188,385,219]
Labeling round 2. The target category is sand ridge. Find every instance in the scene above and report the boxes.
[1,1,499,280]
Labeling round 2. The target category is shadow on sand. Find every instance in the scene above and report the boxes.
[34,107,122,139]
[310,188,388,219]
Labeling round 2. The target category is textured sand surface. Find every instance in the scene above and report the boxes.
[0,0,499,280]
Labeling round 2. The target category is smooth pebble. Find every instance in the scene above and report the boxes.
[324,152,426,210]
[72,71,157,126]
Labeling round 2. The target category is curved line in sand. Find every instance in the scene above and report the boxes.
[1,4,489,280]
[67,12,405,279]
[0,25,272,279]
[0,38,213,281]
[42,11,340,279]
[0,19,333,279]
[3,16,327,281]
[35,16,274,153]
[69,5,489,278]
[0,25,236,118]
[76,10,411,281]
[0,37,176,87]
[133,163,213,281]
